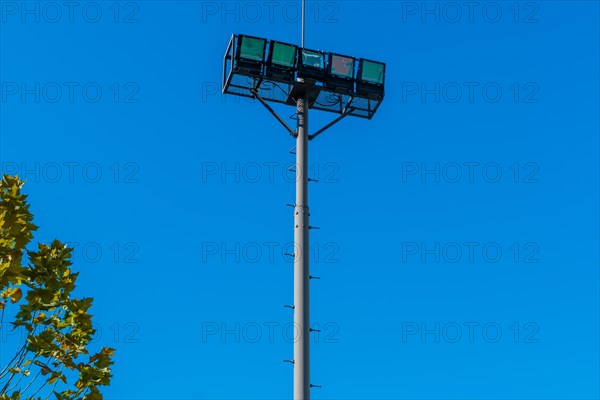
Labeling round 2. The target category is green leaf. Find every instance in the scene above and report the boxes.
[0,175,115,396]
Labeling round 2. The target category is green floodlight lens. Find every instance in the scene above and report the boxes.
[362,60,384,84]
[330,55,354,79]
[272,42,296,67]
[240,36,265,61]
[301,49,324,69]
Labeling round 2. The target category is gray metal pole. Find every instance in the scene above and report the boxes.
[294,94,310,400]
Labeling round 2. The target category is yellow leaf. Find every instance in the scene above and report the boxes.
[10,287,22,303]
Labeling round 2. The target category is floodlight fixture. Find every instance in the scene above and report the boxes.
[326,53,356,93]
[329,53,354,79]
[297,48,326,81]
[266,41,298,82]
[356,58,386,98]
[235,35,267,76]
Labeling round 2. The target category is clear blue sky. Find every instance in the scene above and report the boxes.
[1,1,599,399]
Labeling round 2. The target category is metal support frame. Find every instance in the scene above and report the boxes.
[251,87,353,142]
[223,34,234,93]
[251,89,297,137]
[309,107,353,141]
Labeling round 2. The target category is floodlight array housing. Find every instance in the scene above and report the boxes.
[223,34,385,119]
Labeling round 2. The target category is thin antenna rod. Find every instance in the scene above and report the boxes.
[302,0,305,47]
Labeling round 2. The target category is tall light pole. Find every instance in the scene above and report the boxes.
[294,93,310,399]
[222,8,386,397]
[296,5,309,395]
